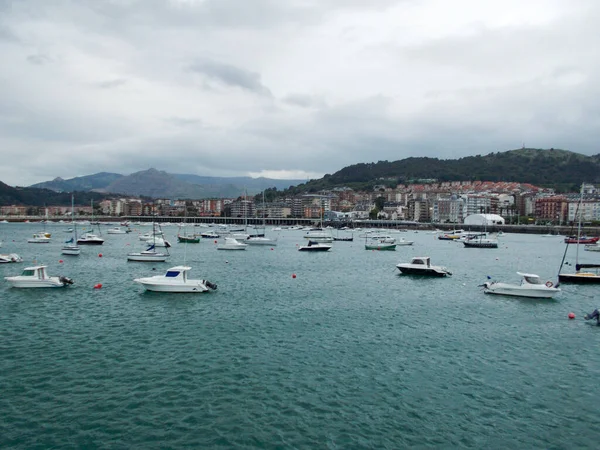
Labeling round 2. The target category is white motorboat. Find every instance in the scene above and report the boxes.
[107,227,130,234]
[217,237,248,250]
[134,266,218,293]
[145,236,171,248]
[483,272,560,298]
[0,253,23,263]
[77,233,104,245]
[5,265,74,288]
[396,238,414,246]
[139,230,163,241]
[396,257,452,277]
[584,243,600,252]
[28,233,51,243]
[298,240,332,252]
[246,236,278,246]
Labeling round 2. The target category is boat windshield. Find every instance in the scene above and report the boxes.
[523,275,542,285]
[22,269,35,276]
[165,271,181,278]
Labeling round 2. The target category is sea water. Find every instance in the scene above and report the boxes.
[1,223,599,448]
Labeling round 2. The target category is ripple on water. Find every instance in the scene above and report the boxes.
[1,226,600,448]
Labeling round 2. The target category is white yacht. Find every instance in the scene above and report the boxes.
[0,253,23,263]
[5,265,74,288]
[134,266,217,293]
[483,272,560,298]
[217,238,248,250]
[77,232,104,245]
[396,257,452,277]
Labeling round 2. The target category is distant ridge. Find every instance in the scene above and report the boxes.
[282,148,600,194]
[30,170,304,198]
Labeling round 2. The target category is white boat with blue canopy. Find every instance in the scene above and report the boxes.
[134,266,217,293]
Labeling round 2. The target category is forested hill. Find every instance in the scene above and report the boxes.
[0,181,117,207]
[282,148,600,194]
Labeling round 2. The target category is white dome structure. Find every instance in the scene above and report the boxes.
[463,213,505,226]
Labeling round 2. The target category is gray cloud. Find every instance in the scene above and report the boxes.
[0,0,599,186]
[188,59,272,96]
[95,78,128,89]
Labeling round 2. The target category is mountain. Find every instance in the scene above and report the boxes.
[282,148,600,194]
[30,170,303,198]
[31,172,124,192]
[0,180,114,207]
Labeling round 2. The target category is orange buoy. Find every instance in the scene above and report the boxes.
[568,312,575,319]
[292,274,297,279]
[94,283,102,289]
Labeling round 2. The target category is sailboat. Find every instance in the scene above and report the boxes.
[558,184,600,284]
[177,210,200,243]
[77,199,104,245]
[128,213,169,262]
[247,191,277,246]
[62,194,81,256]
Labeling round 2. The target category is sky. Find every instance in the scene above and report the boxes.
[0,0,599,186]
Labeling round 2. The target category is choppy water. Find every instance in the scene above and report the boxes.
[1,223,600,448]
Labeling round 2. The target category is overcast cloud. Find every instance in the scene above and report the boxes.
[0,0,598,186]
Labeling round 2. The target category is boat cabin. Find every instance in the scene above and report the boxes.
[410,257,431,267]
[163,266,191,281]
[517,272,542,285]
[21,266,47,279]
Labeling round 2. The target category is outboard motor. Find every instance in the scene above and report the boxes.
[59,276,74,286]
[584,309,600,325]
[204,280,218,291]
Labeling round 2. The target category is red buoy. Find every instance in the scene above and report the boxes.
[59,260,63,263]
[94,283,102,289]
[214,240,217,244]
[568,312,575,319]
[98,253,103,258]
[292,274,297,279]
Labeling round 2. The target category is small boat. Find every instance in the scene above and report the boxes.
[127,244,169,262]
[200,231,220,239]
[134,266,218,293]
[217,237,248,250]
[148,236,171,248]
[463,237,499,248]
[303,230,334,242]
[365,240,396,251]
[558,264,600,283]
[62,195,80,255]
[0,253,23,263]
[246,236,278,246]
[177,234,200,243]
[28,233,51,243]
[107,227,130,234]
[333,236,354,242]
[396,257,452,277]
[564,236,599,244]
[584,243,600,252]
[483,272,560,298]
[77,233,104,245]
[396,238,414,246]
[5,265,74,288]
[298,240,332,252]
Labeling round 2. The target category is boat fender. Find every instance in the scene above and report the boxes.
[545,281,553,288]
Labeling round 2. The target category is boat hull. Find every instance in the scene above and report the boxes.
[61,246,81,256]
[483,282,559,298]
[463,241,498,248]
[558,273,600,284]
[365,245,396,251]
[128,256,169,262]
[396,266,448,277]
[134,280,210,293]
[5,278,69,288]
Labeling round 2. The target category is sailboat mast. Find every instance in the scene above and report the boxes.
[576,183,584,264]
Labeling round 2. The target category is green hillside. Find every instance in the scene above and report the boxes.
[282,148,600,194]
